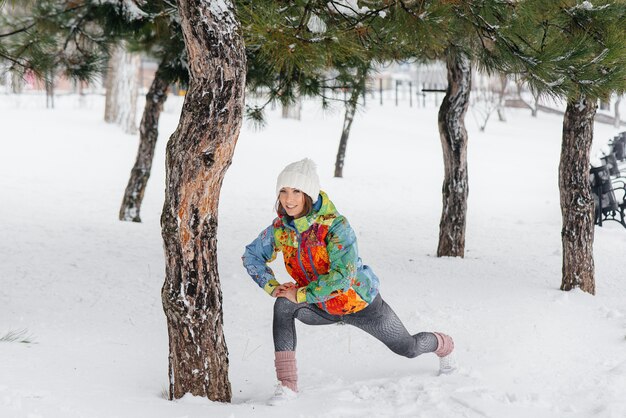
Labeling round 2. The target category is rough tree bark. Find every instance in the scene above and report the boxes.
[119,60,169,222]
[559,96,597,295]
[334,65,368,178]
[437,50,471,258]
[161,0,246,402]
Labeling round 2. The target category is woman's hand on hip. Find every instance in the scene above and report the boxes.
[271,282,296,297]
[273,284,298,303]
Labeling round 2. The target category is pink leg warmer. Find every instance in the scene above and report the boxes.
[275,351,298,392]
[433,332,454,357]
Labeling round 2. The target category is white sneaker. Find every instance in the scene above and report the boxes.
[267,383,297,406]
[439,352,457,375]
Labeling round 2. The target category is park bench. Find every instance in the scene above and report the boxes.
[591,131,626,229]
[600,152,626,183]
[589,165,626,228]
[608,132,625,164]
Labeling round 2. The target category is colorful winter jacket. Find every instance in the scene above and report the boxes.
[242,191,379,315]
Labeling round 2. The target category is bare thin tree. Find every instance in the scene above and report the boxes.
[437,49,471,257]
[334,64,369,178]
[119,60,169,222]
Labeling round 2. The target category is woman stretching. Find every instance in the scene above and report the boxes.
[242,158,456,405]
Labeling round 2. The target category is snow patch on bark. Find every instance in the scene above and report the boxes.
[307,13,327,34]
[328,0,370,16]
[199,0,239,34]
[96,0,148,20]
[120,207,138,221]
[575,97,587,111]
[209,0,229,19]
[571,1,609,12]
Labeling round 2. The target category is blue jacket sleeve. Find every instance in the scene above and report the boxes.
[242,224,281,295]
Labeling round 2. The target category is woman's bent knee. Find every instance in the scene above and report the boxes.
[274,297,298,316]
[389,333,436,358]
[400,347,420,358]
[387,342,420,358]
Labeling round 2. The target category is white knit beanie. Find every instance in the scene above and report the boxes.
[276,158,321,200]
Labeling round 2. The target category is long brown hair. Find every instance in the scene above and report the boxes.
[276,193,314,220]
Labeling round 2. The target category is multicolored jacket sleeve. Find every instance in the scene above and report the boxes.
[242,224,281,295]
[297,216,358,304]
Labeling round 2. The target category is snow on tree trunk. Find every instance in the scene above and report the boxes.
[104,42,140,134]
[559,96,597,295]
[335,66,367,178]
[161,0,245,402]
[615,96,622,128]
[437,50,471,258]
[119,61,169,222]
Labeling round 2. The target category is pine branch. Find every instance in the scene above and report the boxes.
[294,0,313,35]
[62,8,91,51]
[0,50,28,69]
[0,21,37,38]
[397,0,423,20]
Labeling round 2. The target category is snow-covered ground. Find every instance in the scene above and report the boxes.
[1,93,625,418]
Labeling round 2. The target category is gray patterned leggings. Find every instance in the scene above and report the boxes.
[273,293,438,356]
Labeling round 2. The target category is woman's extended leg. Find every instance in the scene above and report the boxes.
[343,294,450,359]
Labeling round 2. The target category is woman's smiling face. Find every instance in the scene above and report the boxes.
[279,187,305,218]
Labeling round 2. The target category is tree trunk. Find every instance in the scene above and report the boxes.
[104,45,121,123]
[496,74,507,122]
[119,49,140,134]
[437,50,471,258]
[615,95,622,128]
[104,42,140,134]
[281,96,302,120]
[334,65,368,178]
[78,81,87,108]
[119,60,169,222]
[531,90,540,117]
[559,96,597,295]
[11,71,23,94]
[161,0,246,402]
[515,81,539,117]
[45,71,54,109]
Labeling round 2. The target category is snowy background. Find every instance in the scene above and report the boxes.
[1,93,625,418]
